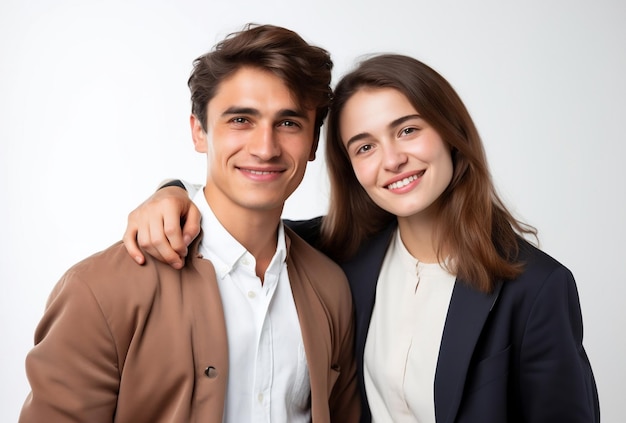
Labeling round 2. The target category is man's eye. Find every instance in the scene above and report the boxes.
[280,120,300,128]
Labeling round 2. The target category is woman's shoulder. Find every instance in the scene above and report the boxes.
[516,238,572,279]
[503,238,577,301]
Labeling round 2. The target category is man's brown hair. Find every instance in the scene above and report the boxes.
[188,23,333,140]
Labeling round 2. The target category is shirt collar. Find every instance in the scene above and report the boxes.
[191,188,287,280]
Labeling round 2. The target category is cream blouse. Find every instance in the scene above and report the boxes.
[364,229,456,423]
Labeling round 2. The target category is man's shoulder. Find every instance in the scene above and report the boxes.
[55,241,192,310]
[67,241,157,285]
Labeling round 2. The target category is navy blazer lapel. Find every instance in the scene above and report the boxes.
[434,279,502,423]
[343,224,396,363]
[341,224,396,422]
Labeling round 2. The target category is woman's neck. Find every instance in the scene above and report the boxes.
[396,213,441,264]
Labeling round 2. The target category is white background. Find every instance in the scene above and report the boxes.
[1,0,624,421]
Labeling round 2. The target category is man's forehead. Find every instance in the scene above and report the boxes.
[210,66,309,111]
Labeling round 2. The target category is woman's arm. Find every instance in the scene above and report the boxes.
[519,265,600,422]
[123,180,201,269]
[122,180,327,267]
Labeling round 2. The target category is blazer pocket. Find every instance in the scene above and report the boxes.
[466,345,511,394]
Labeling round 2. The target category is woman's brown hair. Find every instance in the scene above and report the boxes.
[321,54,536,292]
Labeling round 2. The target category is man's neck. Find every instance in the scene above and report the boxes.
[203,188,283,280]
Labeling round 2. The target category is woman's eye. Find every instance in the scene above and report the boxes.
[401,127,418,136]
[357,144,373,154]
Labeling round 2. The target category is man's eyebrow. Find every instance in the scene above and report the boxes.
[221,106,310,121]
[222,106,260,117]
[276,108,310,121]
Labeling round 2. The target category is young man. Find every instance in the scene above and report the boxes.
[19,24,359,423]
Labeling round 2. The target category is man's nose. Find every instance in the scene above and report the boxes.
[249,124,280,160]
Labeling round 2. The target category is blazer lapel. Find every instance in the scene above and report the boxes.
[434,279,502,423]
[340,224,396,421]
[343,225,396,368]
[284,232,332,422]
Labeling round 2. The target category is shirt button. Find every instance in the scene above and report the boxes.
[247,291,256,299]
[242,257,250,265]
[258,393,264,402]
[204,366,218,378]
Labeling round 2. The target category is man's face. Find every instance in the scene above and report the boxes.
[192,66,318,217]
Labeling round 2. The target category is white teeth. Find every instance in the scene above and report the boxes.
[387,174,419,190]
[249,170,275,175]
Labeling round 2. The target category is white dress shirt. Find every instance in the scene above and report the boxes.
[192,189,310,423]
[364,229,455,423]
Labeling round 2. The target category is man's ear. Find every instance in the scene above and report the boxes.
[308,130,320,161]
[190,114,208,153]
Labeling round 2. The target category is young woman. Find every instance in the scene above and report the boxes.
[124,54,599,423]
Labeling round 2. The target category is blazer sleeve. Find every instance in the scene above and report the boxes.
[19,270,120,423]
[519,265,600,422]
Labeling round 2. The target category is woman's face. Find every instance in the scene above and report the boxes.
[340,87,453,220]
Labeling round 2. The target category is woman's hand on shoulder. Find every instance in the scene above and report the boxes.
[122,186,201,269]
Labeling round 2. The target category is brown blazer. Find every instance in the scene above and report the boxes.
[19,227,359,423]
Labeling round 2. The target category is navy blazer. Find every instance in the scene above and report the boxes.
[287,218,599,423]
